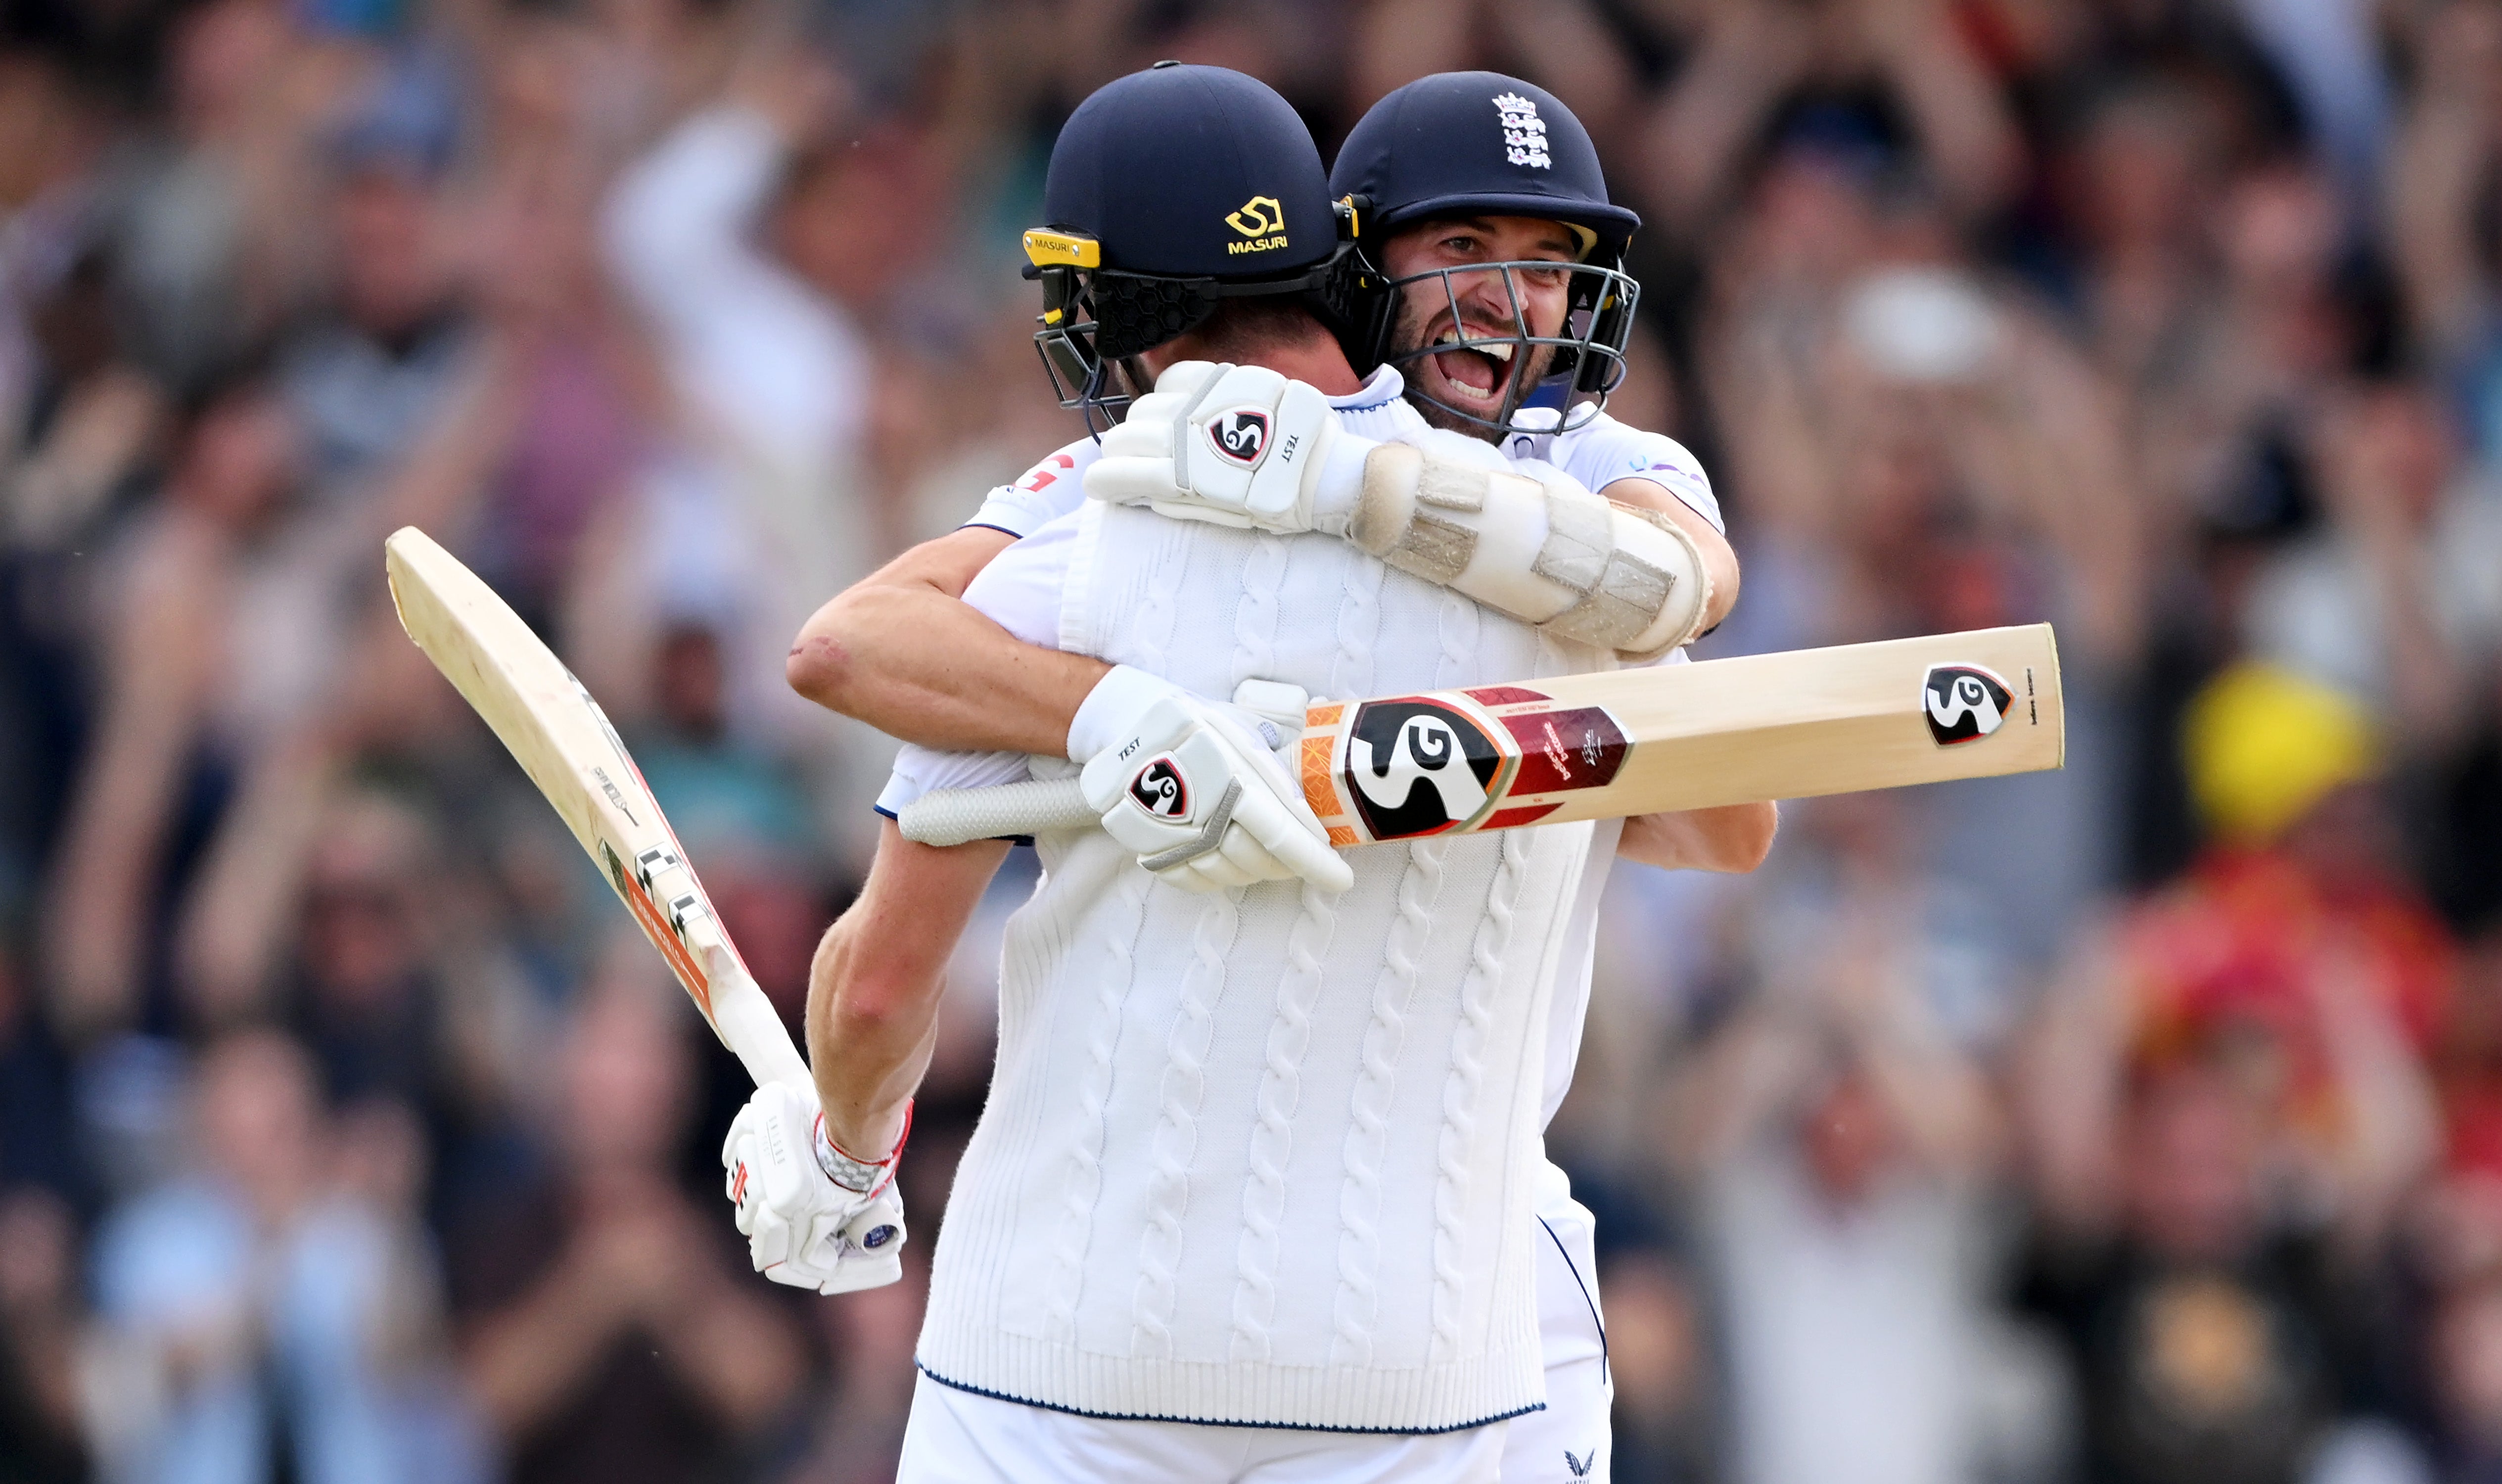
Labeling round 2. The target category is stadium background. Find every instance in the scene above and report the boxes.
[2,0,2501,1480]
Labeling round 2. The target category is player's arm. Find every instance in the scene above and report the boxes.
[786,526,1109,756]
[1618,800,1777,873]
[800,511,1349,896]
[1573,439,1755,859]
[1581,484,1762,866]
[1088,363,1714,658]
[1595,476,1739,633]
[721,823,1008,1297]
[807,823,1010,1158]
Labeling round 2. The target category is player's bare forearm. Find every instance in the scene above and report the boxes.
[1597,476,1741,630]
[787,526,1108,755]
[1619,800,1776,873]
[806,821,1009,1156]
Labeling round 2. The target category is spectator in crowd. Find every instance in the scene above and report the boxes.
[2017,663,2448,1484]
[1595,1243,1718,1484]
[4,239,163,560]
[280,64,471,495]
[2018,1042,2393,1484]
[774,1251,927,1484]
[450,979,804,1484]
[0,934,78,1203]
[101,0,352,396]
[2433,1265,2502,1484]
[234,789,536,1222]
[2241,375,2502,750]
[1629,0,2023,237]
[85,1028,475,1484]
[631,622,817,865]
[2389,0,2502,472]
[0,1187,89,1484]
[2421,935,2502,1484]
[2048,74,2226,395]
[1668,788,2046,1484]
[41,364,303,1044]
[600,44,894,842]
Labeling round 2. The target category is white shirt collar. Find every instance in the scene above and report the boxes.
[1329,364,1406,413]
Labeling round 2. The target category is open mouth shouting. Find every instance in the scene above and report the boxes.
[1420,322,1523,414]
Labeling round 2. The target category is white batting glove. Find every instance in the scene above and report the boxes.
[1085,362,1368,536]
[1069,666,1351,895]
[722,1082,908,1296]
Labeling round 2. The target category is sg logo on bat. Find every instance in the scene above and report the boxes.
[1922,665,2013,746]
[1342,698,1506,840]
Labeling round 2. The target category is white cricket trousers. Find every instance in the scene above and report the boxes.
[896,1176,1612,1483]
[1499,1180,1613,1484]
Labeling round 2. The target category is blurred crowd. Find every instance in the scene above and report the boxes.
[1,0,2499,1481]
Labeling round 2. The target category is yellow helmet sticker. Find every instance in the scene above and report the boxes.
[1023,230,1101,269]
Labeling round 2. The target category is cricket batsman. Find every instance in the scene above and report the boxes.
[725,64,1772,1481]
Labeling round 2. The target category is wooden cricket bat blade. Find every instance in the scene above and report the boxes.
[900,623,2064,848]
[383,526,810,1091]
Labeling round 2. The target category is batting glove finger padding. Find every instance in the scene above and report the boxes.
[1085,362,1361,536]
[1351,433,1714,659]
[722,1082,909,1296]
[1070,669,1352,895]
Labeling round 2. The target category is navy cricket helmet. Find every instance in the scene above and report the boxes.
[1331,72,1642,436]
[1026,63,1358,428]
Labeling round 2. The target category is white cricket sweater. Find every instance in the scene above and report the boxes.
[917,499,1611,1433]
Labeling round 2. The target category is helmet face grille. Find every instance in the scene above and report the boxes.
[1029,270,1225,433]
[1026,243,1364,433]
[1364,256,1642,438]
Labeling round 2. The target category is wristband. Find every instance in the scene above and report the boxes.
[814,1100,912,1196]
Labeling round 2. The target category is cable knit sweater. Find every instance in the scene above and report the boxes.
[916,500,1608,1432]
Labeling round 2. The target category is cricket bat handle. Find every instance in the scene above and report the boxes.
[898,777,1096,846]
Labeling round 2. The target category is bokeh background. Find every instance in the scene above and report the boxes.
[2,0,2500,1480]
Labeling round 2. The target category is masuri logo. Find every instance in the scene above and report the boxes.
[1225,194,1289,254]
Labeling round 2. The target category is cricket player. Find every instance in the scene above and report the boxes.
[726,66,1770,1481]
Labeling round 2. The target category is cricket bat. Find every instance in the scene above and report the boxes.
[899,623,2064,848]
[383,526,810,1092]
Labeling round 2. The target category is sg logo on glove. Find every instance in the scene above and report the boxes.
[1127,756,1191,819]
[1206,409,1271,466]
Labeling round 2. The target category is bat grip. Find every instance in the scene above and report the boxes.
[897,778,1096,846]
[718,990,813,1090]
[700,949,814,1090]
